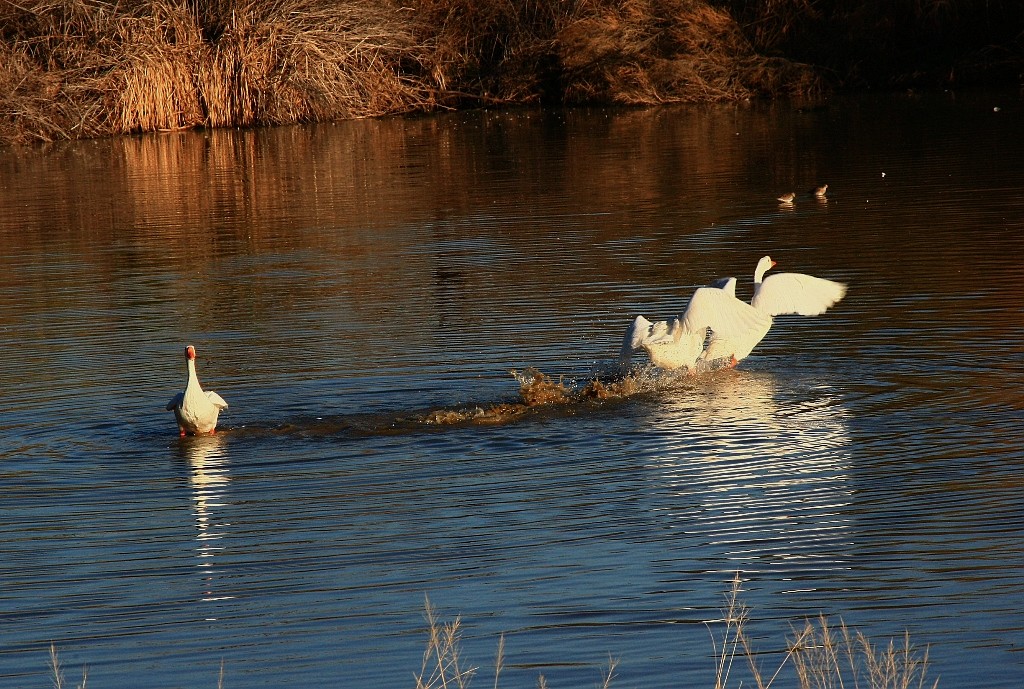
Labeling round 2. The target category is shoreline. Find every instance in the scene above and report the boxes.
[2,0,1021,146]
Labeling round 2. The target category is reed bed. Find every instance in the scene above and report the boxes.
[3,0,1021,145]
[552,0,821,105]
[0,0,435,143]
[0,0,821,144]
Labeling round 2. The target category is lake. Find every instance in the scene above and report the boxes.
[1,90,1022,688]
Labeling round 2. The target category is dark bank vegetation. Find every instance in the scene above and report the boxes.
[2,0,1022,144]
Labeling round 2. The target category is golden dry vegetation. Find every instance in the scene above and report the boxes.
[4,0,1019,145]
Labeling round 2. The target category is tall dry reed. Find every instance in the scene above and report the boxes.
[49,642,88,689]
[415,574,939,689]
[788,617,939,689]
[43,580,939,688]
[415,595,478,689]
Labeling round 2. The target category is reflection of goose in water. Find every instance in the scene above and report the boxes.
[643,371,854,572]
[167,345,228,436]
[179,435,234,606]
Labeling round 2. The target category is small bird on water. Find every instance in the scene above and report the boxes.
[811,184,828,199]
[777,192,796,205]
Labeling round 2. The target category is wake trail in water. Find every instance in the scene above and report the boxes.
[214,365,721,440]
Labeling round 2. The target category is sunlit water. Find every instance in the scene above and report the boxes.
[2,90,1023,688]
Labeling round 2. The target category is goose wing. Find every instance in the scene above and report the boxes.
[620,315,653,363]
[683,286,772,338]
[206,390,229,410]
[752,273,847,316]
[708,276,737,298]
[166,391,184,411]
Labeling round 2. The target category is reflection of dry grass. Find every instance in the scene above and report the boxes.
[418,574,938,689]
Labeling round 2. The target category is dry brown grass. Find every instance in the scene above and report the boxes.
[1,0,825,144]
[417,574,939,689]
[788,617,939,689]
[0,0,436,143]
[44,577,940,689]
[408,0,566,104]
[195,0,433,127]
[556,0,821,104]
[5,0,1016,143]
[49,642,88,689]
[416,595,478,689]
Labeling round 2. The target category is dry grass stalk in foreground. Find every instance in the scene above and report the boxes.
[49,642,88,689]
[415,595,478,689]
[415,594,618,689]
[716,573,938,689]
[789,617,938,689]
[713,572,796,689]
[417,574,937,689]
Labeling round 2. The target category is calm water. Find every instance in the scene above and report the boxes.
[1,91,1023,688]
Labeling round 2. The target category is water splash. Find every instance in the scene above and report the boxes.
[218,365,727,439]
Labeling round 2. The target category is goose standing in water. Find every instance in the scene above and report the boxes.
[620,286,772,372]
[702,255,847,365]
[167,345,228,436]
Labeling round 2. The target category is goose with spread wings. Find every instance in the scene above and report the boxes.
[701,255,847,366]
[620,286,772,372]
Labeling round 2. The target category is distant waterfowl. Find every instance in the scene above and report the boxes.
[811,184,828,199]
[702,255,847,365]
[620,287,772,372]
[167,345,228,436]
[777,192,796,205]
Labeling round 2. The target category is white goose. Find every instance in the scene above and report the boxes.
[620,286,772,372]
[166,345,228,436]
[701,255,847,365]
